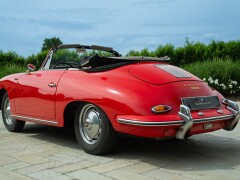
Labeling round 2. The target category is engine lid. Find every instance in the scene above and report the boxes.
[129,64,202,85]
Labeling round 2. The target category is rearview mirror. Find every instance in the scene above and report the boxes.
[27,64,36,74]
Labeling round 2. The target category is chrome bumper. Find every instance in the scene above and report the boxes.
[118,114,234,126]
[176,100,240,139]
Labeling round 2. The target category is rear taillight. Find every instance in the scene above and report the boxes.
[151,105,172,114]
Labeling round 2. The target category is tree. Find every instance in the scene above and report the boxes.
[41,37,63,51]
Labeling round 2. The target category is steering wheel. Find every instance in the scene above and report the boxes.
[52,62,78,69]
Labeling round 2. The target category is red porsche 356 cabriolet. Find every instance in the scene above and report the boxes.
[0,44,239,154]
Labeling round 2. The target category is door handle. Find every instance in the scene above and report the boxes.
[48,83,56,88]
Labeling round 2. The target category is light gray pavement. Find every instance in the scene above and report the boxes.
[0,103,240,180]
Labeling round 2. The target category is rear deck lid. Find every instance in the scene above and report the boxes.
[129,64,202,85]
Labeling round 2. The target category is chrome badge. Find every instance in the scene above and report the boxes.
[183,84,200,90]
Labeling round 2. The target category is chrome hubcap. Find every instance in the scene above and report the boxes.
[79,104,102,144]
[4,97,13,125]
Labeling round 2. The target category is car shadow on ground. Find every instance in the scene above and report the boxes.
[22,123,240,172]
[22,123,79,149]
[113,134,240,172]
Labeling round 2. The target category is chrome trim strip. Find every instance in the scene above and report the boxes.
[193,114,234,123]
[118,118,184,126]
[117,114,234,126]
[12,115,58,125]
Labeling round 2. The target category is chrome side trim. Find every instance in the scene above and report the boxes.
[12,115,58,125]
[117,114,234,127]
[118,118,184,126]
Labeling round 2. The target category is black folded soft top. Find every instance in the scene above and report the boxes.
[82,54,170,72]
[55,44,170,72]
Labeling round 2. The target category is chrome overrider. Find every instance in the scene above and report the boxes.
[176,105,193,139]
[222,99,240,131]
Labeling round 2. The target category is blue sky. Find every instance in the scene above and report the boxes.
[0,0,239,57]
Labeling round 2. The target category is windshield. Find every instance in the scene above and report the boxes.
[50,48,80,68]
[43,48,115,70]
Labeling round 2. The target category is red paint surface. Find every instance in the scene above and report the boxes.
[0,61,234,138]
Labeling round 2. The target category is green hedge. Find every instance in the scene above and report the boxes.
[1,39,240,68]
[0,50,25,66]
[127,40,240,66]
[182,59,240,96]
[25,51,48,68]
[0,63,26,78]
[0,50,48,69]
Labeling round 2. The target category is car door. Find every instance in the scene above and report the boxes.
[15,69,65,120]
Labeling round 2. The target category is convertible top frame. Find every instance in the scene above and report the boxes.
[40,44,171,71]
[54,44,170,61]
[56,44,121,57]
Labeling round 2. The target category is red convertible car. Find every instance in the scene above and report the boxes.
[0,44,239,155]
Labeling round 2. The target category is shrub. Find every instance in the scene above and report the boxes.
[0,63,26,78]
[182,59,240,96]
[127,39,240,65]
[203,77,240,96]
[25,50,48,68]
[0,51,25,66]
[155,44,174,58]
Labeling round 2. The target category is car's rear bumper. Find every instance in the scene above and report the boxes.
[116,100,239,139]
[117,114,234,126]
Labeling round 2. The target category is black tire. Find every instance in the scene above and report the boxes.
[1,93,25,132]
[74,103,117,155]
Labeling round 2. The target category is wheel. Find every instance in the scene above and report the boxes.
[1,93,25,132]
[74,103,117,155]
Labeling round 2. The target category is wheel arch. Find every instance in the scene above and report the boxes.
[0,88,7,111]
[62,100,116,129]
[63,101,85,127]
